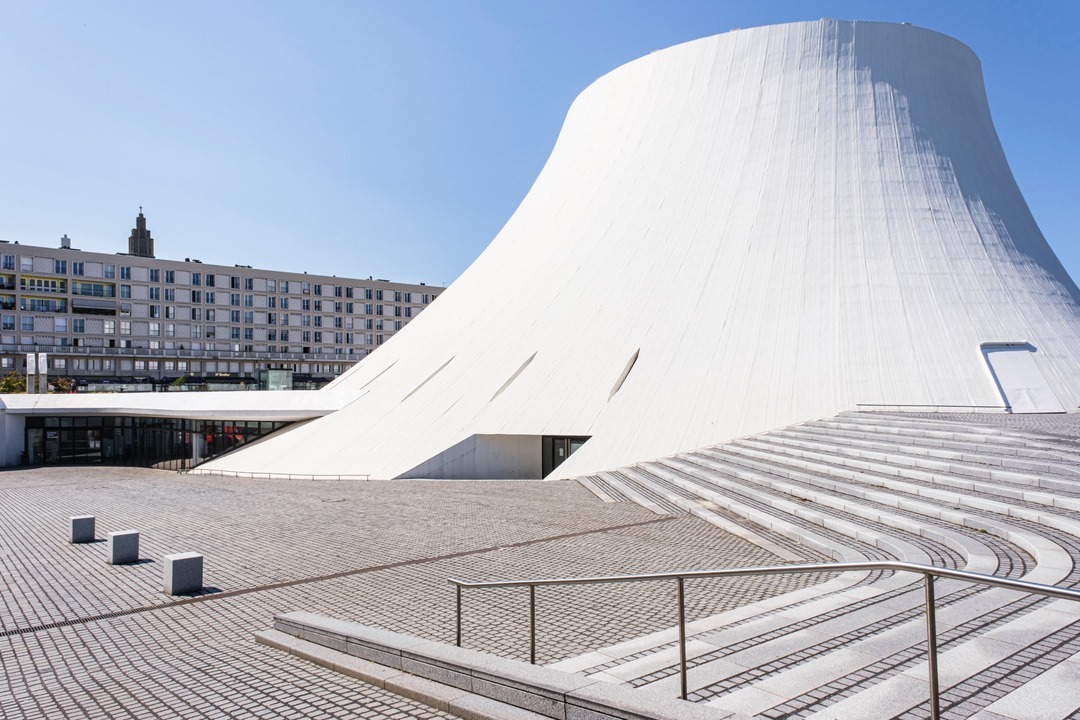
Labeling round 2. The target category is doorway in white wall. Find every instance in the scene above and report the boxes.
[981,342,1065,413]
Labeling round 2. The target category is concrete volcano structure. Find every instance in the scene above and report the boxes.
[200,19,1080,481]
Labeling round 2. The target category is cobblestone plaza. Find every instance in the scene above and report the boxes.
[0,467,822,719]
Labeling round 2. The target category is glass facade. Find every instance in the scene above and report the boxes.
[23,416,288,470]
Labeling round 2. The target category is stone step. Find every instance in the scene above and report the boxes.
[832,413,1080,457]
[818,416,1080,460]
[735,434,1080,512]
[784,422,1080,479]
[772,425,1080,485]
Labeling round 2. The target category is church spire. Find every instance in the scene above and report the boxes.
[128,208,155,257]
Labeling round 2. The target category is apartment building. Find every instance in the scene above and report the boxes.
[0,211,437,389]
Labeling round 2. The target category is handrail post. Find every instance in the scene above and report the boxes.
[529,584,537,664]
[677,576,687,701]
[924,573,940,720]
[455,584,462,647]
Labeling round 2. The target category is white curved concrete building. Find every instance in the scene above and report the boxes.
[202,19,1080,480]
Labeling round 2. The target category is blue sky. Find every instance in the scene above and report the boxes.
[1,1,1078,287]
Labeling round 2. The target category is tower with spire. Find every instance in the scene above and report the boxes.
[128,207,155,258]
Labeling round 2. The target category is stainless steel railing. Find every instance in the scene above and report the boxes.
[448,561,1080,717]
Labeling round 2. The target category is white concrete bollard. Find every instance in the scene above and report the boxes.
[163,552,203,595]
[70,515,96,543]
[107,531,140,565]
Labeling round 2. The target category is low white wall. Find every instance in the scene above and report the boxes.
[398,434,543,480]
[0,404,25,467]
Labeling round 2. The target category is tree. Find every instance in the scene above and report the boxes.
[49,377,75,393]
[0,371,26,394]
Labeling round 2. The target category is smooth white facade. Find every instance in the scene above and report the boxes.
[194,20,1080,479]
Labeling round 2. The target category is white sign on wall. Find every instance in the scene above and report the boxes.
[26,353,36,375]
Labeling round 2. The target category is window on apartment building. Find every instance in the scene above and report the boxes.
[394,306,402,317]
[244,328,253,340]
[404,307,413,318]
[21,256,33,272]
[346,332,354,344]
[134,360,146,371]
[280,297,289,310]
[149,306,160,318]
[302,331,311,343]
[165,306,175,319]
[206,274,216,286]
[364,288,372,300]
[178,361,188,371]
[54,259,67,274]
[267,312,277,325]
[301,282,310,295]
[394,321,402,331]
[55,317,68,333]
[165,324,175,337]
[334,317,342,329]
[281,314,289,326]
[302,315,311,327]
[191,326,202,339]
[205,326,215,338]
[206,309,216,322]
[120,266,131,280]
[149,323,160,337]
[393,291,401,302]
[314,316,322,327]
[120,285,131,298]
[120,321,131,335]
[230,276,240,289]
[314,331,323,343]
[375,289,383,301]
[191,272,201,286]
[72,262,85,276]
[244,311,253,324]
[267,296,276,309]
[244,294,253,307]
[375,305,384,316]
[230,310,240,323]
[280,330,289,342]
[191,290,201,303]
[244,277,253,290]
[1,254,14,270]
[104,320,115,334]
[230,327,240,339]
[365,318,373,330]
[267,279,276,292]
[375,319,383,330]
[205,292,215,304]
[164,288,175,301]
[165,270,175,283]
[333,286,342,297]
[268,329,277,341]
[21,316,33,331]
[422,294,430,304]
[103,264,116,279]
[230,293,240,306]
[150,268,160,282]
[191,308,201,321]
[2,314,15,331]
[345,302,353,314]
[149,287,160,300]
[314,284,323,295]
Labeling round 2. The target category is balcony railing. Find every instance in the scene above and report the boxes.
[0,343,360,362]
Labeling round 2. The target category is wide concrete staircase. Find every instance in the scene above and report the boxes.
[569,412,1080,719]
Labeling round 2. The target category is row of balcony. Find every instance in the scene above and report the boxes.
[0,343,366,362]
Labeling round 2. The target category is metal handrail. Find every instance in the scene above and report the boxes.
[448,561,1080,717]
[179,468,371,481]
[853,403,1011,411]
